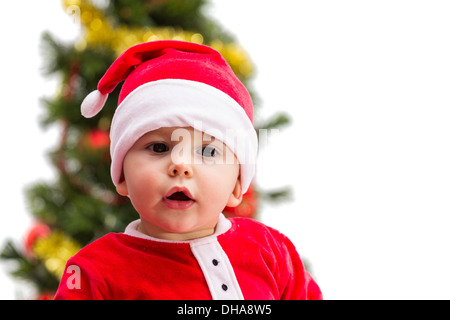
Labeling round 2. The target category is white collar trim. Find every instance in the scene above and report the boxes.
[123,213,232,244]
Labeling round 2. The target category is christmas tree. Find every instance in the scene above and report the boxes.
[1,0,289,299]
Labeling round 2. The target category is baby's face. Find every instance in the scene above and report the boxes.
[116,127,242,241]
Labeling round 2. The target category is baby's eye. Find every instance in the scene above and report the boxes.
[147,142,169,153]
[198,146,218,158]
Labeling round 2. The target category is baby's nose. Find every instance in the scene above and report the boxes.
[168,162,193,178]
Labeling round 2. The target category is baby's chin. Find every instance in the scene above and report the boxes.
[141,216,218,241]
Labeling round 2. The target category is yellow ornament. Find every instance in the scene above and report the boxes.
[33,230,81,279]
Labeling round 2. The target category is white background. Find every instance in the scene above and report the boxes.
[1,1,449,299]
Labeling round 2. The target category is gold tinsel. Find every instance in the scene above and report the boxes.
[62,0,253,79]
[33,231,81,279]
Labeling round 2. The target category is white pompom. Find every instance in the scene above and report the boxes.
[81,90,108,118]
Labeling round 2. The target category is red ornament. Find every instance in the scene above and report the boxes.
[86,129,110,150]
[35,291,55,300]
[24,222,51,256]
[223,185,258,219]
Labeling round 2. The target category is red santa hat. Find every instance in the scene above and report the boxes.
[81,40,257,193]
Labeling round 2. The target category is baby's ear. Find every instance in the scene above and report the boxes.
[116,177,129,196]
[226,178,243,208]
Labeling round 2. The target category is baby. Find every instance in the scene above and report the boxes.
[54,40,322,300]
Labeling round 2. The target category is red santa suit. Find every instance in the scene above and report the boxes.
[54,215,322,300]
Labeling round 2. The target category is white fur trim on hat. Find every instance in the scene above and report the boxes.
[110,79,257,193]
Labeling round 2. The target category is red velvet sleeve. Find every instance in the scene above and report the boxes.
[54,255,110,300]
[278,234,323,300]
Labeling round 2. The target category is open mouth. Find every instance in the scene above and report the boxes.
[166,191,192,201]
[163,187,195,210]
